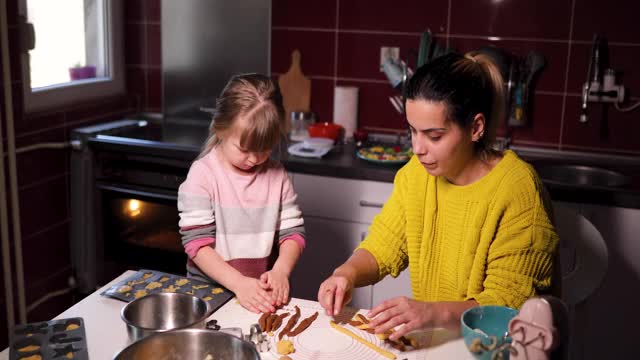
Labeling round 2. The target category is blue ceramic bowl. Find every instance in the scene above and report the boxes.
[461,305,519,360]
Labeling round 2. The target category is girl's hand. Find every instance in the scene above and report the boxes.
[317,274,354,317]
[233,276,276,314]
[259,269,290,307]
[366,297,442,341]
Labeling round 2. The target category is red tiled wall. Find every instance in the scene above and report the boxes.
[125,0,162,112]
[0,0,140,348]
[271,0,640,155]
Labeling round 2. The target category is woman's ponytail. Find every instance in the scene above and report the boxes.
[464,52,506,154]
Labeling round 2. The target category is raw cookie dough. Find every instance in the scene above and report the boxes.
[175,278,190,286]
[145,281,162,290]
[276,339,294,355]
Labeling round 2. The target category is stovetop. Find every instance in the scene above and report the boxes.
[102,118,209,149]
[70,116,640,208]
[71,117,214,161]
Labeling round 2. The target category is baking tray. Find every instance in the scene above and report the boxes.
[101,269,234,313]
[10,317,88,360]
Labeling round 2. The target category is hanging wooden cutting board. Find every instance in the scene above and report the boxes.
[278,49,311,133]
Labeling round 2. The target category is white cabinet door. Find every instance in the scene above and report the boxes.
[289,216,373,309]
[372,268,412,306]
[293,173,394,224]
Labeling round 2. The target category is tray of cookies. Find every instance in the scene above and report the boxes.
[10,317,88,360]
[101,269,233,314]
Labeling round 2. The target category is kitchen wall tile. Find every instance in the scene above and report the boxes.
[17,109,65,138]
[66,108,134,132]
[567,43,640,99]
[608,45,640,95]
[9,27,22,82]
[125,24,147,65]
[309,78,334,123]
[22,223,71,286]
[509,93,563,146]
[453,37,569,93]
[6,0,18,26]
[566,43,590,95]
[125,0,145,22]
[562,96,640,152]
[336,81,406,131]
[0,248,6,300]
[0,308,7,348]
[147,68,162,112]
[19,177,68,239]
[65,96,131,124]
[0,54,5,86]
[272,0,336,28]
[126,66,147,107]
[25,268,74,323]
[11,83,24,122]
[147,0,161,23]
[0,255,4,301]
[339,0,448,33]
[572,0,640,43]
[272,29,335,76]
[337,32,420,80]
[16,127,68,187]
[146,24,161,67]
[123,0,159,113]
[450,0,572,39]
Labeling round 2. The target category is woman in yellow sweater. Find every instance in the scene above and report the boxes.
[317,52,559,341]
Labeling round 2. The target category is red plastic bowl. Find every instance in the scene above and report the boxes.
[307,122,343,141]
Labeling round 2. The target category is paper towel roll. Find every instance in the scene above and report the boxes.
[333,86,359,139]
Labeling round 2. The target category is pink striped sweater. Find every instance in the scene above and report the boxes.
[178,148,305,281]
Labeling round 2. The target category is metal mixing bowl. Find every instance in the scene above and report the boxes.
[113,329,260,360]
[121,292,210,343]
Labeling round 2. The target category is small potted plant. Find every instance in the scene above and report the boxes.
[68,62,96,81]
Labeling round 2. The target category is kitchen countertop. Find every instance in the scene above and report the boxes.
[0,271,472,360]
[279,143,640,209]
[509,145,640,209]
[278,141,404,183]
[73,118,640,208]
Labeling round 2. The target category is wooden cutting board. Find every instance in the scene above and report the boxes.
[278,49,311,133]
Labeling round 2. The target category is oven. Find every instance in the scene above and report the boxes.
[95,173,186,285]
[70,119,205,293]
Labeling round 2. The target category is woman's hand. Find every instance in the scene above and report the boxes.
[317,273,354,317]
[367,297,441,340]
[232,276,276,314]
[367,297,477,340]
[259,269,290,307]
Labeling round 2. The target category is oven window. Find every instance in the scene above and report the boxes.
[102,192,187,278]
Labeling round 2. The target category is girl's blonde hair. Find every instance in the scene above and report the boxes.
[405,51,505,156]
[198,73,285,159]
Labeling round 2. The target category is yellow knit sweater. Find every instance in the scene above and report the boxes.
[358,150,558,309]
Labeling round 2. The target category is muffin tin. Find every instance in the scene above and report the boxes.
[10,317,88,360]
[101,269,234,313]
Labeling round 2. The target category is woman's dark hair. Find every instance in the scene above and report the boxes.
[405,52,505,155]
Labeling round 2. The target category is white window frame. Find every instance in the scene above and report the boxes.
[18,0,125,112]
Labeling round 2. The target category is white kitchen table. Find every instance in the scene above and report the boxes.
[1,271,473,359]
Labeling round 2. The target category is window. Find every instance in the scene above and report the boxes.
[19,0,124,111]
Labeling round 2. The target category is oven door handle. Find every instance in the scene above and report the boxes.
[97,184,178,202]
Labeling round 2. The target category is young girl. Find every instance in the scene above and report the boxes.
[318,52,558,339]
[178,73,305,314]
